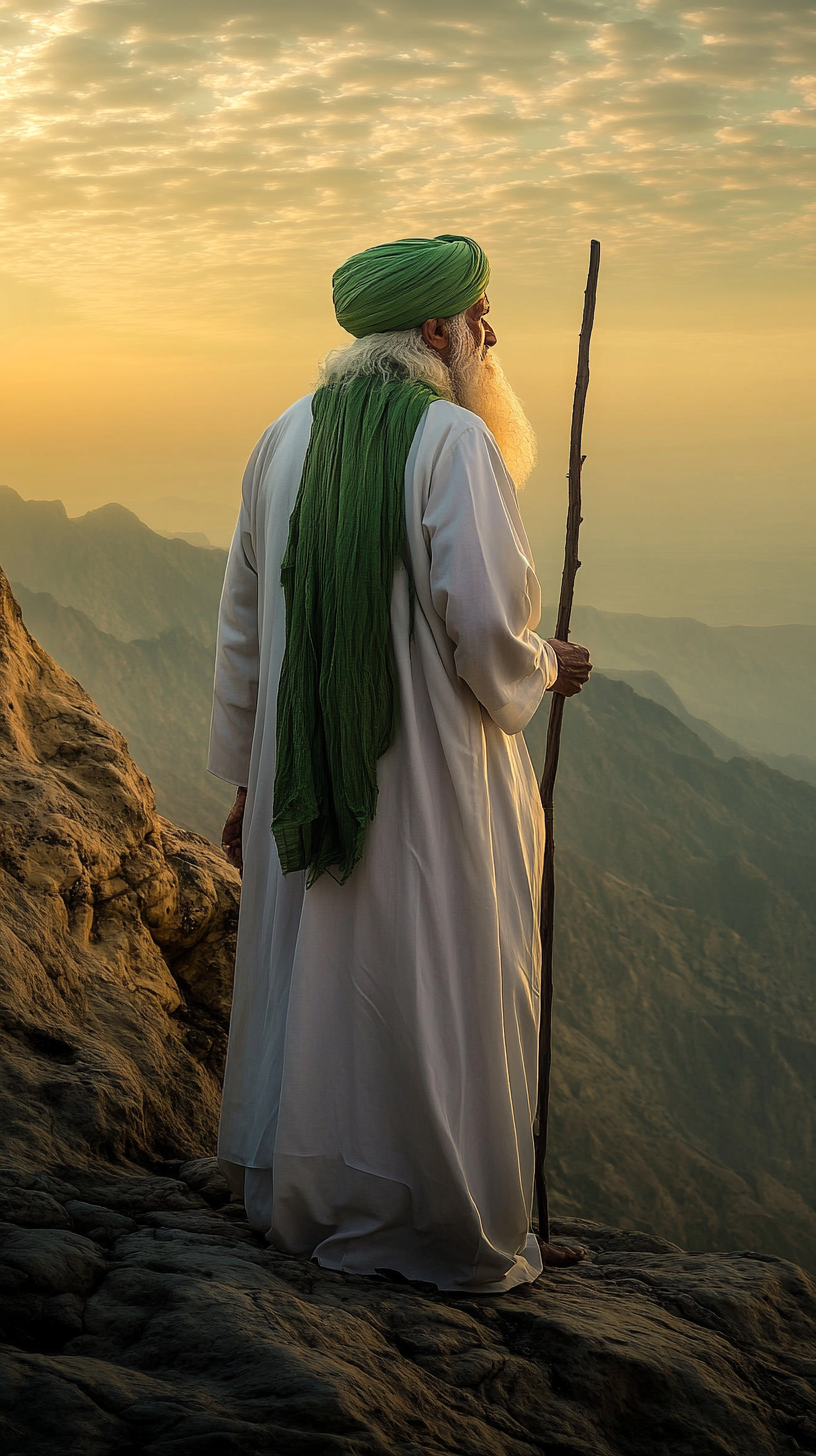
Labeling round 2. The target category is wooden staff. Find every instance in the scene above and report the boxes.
[534,239,601,1243]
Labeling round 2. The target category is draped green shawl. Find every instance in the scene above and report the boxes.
[273,375,443,884]
[272,234,490,884]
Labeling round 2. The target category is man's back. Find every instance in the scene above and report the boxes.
[209,233,588,1290]
[211,394,556,1290]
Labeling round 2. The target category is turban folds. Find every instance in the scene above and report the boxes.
[333,233,490,337]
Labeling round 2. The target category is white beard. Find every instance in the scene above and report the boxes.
[318,313,538,487]
[447,316,537,487]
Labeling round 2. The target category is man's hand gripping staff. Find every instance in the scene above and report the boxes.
[546,637,592,697]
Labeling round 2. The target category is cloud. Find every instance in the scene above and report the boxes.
[770,106,816,126]
[1,0,814,328]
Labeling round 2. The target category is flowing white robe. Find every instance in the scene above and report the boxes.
[208,395,558,1292]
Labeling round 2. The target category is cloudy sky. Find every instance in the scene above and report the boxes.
[2,0,815,619]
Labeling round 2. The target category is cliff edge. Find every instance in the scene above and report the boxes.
[0,565,240,1170]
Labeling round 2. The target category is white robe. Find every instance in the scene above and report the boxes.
[208,395,558,1292]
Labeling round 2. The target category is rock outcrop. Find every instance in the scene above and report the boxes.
[0,566,240,1171]
[1,566,815,1455]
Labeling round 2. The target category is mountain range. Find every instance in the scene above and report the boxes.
[564,601,816,762]
[598,667,816,787]
[1,485,235,839]
[0,485,227,645]
[525,681,816,1267]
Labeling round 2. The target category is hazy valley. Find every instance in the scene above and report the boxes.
[1,485,234,840]
[526,681,816,1266]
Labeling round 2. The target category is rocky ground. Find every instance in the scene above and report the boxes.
[2,1158,815,1456]
[1,563,815,1455]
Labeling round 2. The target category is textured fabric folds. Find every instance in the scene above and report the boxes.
[273,375,443,884]
[208,395,558,1292]
[333,234,490,337]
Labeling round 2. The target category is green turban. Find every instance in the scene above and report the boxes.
[333,233,490,337]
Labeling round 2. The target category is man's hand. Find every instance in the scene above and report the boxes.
[221,787,247,875]
[546,639,592,697]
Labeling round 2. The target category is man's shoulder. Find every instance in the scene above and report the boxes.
[426,398,491,438]
[263,393,314,440]
[251,394,314,472]
[421,399,496,463]
[283,392,315,421]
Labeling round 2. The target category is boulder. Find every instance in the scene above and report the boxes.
[178,1157,233,1208]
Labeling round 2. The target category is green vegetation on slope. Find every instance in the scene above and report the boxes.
[525,677,816,1269]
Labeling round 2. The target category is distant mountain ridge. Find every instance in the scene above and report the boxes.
[525,678,816,1268]
[0,486,227,646]
[602,667,816,788]
[12,583,233,843]
[1,485,233,838]
[561,602,816,761]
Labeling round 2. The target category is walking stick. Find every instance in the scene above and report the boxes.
[534,239,601,1243]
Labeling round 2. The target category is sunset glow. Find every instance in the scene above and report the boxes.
[2,0,814,620]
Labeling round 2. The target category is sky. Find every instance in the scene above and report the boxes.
[2,0,815,623]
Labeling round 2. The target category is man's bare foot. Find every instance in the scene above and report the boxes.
[537,1237,587,1267]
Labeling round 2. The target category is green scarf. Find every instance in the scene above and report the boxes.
[273,374,443,884]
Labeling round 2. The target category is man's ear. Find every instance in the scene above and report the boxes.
[421,318,449,354]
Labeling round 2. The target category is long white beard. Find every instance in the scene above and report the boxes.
[318,313,537,487]
[447,316,538,487]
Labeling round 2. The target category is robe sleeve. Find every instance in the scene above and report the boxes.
[208,443,262,786]
[423,421,559,735]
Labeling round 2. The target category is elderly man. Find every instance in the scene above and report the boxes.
[209,234,591,1293]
